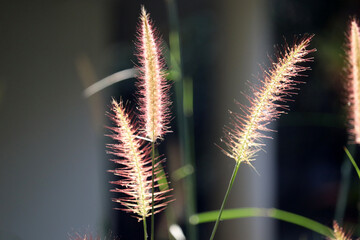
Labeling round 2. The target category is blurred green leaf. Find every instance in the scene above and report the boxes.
[172,164,194,181]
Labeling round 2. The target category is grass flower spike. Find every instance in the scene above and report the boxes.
[107,99,172,222]
[210,36,314,240]
[347,19,360,144]
[136,6,171,142]
[70,234,101,240]
[222,36,315,167]
[329,222,354,240]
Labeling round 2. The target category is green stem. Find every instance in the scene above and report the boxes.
[183,82,197,240]
[143,216,148,240]
[154,150,176,240]
[151,141,155,240]
[165,0,198,239]
[344,145,360,236]
[335,144,356,224]
[209,162,241,240]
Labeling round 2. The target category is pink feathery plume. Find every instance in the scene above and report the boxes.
[222,36,315,168]
[69,232,119,240]
[70,234,101,240]
[107,99,172,221]
[136,6,171,142]
[347,19,360,144]
[328,221,354,240]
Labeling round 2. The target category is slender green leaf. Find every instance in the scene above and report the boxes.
[156,161,170,192]
[344,146,360,180]
[83,68,136,98]
[190,208,333,238]
[335,144,356,224]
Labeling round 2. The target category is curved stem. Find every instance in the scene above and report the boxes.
[151,141,155,240]
[143,216,148,240]
[209,162,241,240]
[335,144,357,224]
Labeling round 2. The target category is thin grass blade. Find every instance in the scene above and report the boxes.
[190,207,333,238]
[83,68,137,98]
[344,146,360,179]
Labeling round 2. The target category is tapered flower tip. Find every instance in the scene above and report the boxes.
[136,6,172,142]
[328,222,354,240]
[140,5,148,21]
[347,19,360,144]
[222,36,314,167]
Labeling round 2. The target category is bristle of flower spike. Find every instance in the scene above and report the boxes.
[329,221,353,240]
[75,235,98,240]
[69,232,118,240]
[107,99,172,221]
[69,233,101,240]
[136,6,171,142]
[222,36,315,167]
[347,19,360,144]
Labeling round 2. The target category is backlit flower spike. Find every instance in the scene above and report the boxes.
[70,234,101,240]
[136,6,171,142]
[328,222,354,240]
[222,36,315,167]
[107,99,172,221]
[347,19,360,144]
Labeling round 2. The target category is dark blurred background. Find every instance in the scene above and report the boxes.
[1,0,360,239]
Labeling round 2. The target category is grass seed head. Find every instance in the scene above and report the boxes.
[107,99,172,220]
[347,19,360,144]
[222,36,315,168]
[329,221,355,240]
[70,234,101,240]
[136,6,172,142]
